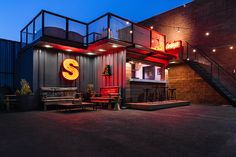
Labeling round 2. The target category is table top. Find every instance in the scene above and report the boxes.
[91,97,113,100]
[5,95,17,97]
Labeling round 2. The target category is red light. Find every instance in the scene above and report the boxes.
[145,57,168,65]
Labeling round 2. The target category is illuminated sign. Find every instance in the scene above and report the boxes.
[166,41,182,50]
[151,31,165,52]
[102,65,112,76]
[62,59,79,81]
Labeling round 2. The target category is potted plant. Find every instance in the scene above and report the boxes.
[114,96,121,111]
[15,79,34,111]
[85,84,95,102]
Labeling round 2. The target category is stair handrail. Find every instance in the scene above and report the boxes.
[185,41,236,82]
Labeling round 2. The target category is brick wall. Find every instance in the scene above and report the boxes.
[139,0,236,105]
[168,63,229,105]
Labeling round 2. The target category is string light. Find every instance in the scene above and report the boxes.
[193,49,196,52]
[230,46,234,50]
[150,26,154,30]
[212,49,216,52]
[205,32,210,36]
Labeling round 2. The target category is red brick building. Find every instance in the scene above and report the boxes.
[140,0,236,105]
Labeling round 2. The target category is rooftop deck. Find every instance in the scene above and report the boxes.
[21,10,179,64]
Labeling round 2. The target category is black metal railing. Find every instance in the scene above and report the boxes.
[184,42,236,96]
[20,10,87,48]
[20,10,166,52]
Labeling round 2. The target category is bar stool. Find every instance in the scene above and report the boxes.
[157,86,168,101]
[154,86,160,101]
[168,88,176,100]
[148,88,155,102]
[144,88,150,102]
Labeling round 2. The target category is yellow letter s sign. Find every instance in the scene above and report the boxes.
[62,59,79,81]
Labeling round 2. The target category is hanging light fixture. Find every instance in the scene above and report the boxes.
[177,27,180,33]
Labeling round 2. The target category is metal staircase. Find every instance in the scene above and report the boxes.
[182,42,236,106]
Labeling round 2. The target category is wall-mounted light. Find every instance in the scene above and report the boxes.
[129,30,133,34]
[126,21,130,25]
[212,49,216,52]
[230,46,234,50]
[193,49,196,52]
[150,26,154,30]
[129,61,134,64]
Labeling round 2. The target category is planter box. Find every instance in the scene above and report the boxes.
[16,95,36,111]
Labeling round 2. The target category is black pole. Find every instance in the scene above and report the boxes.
[42,11,45,36]
[107,13,110,38]
[66,18,69,40]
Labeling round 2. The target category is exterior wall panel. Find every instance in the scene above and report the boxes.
[93,49,126,100]
[32,49,94,93]
[0,39,20,89]
[18,48,34,90]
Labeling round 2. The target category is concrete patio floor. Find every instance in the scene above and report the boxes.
[0,105,236,157]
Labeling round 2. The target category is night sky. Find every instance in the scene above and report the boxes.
[0,0,192,41]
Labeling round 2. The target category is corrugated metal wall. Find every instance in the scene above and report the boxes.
[31,48,126,96]
[18,48,34,89]
[94,49,126,90]
[93,49,126,99]
[0,39,20,89]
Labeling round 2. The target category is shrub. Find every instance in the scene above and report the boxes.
[16,79,32,96]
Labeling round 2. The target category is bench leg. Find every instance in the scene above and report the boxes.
[6,102,10,111]
[93,105,97,110]
[43,105,47,111]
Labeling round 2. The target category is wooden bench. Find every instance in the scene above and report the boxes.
[57,102,97,111]
[40,87,96,111]
[4,95,17,111]
[90,86,120,109]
